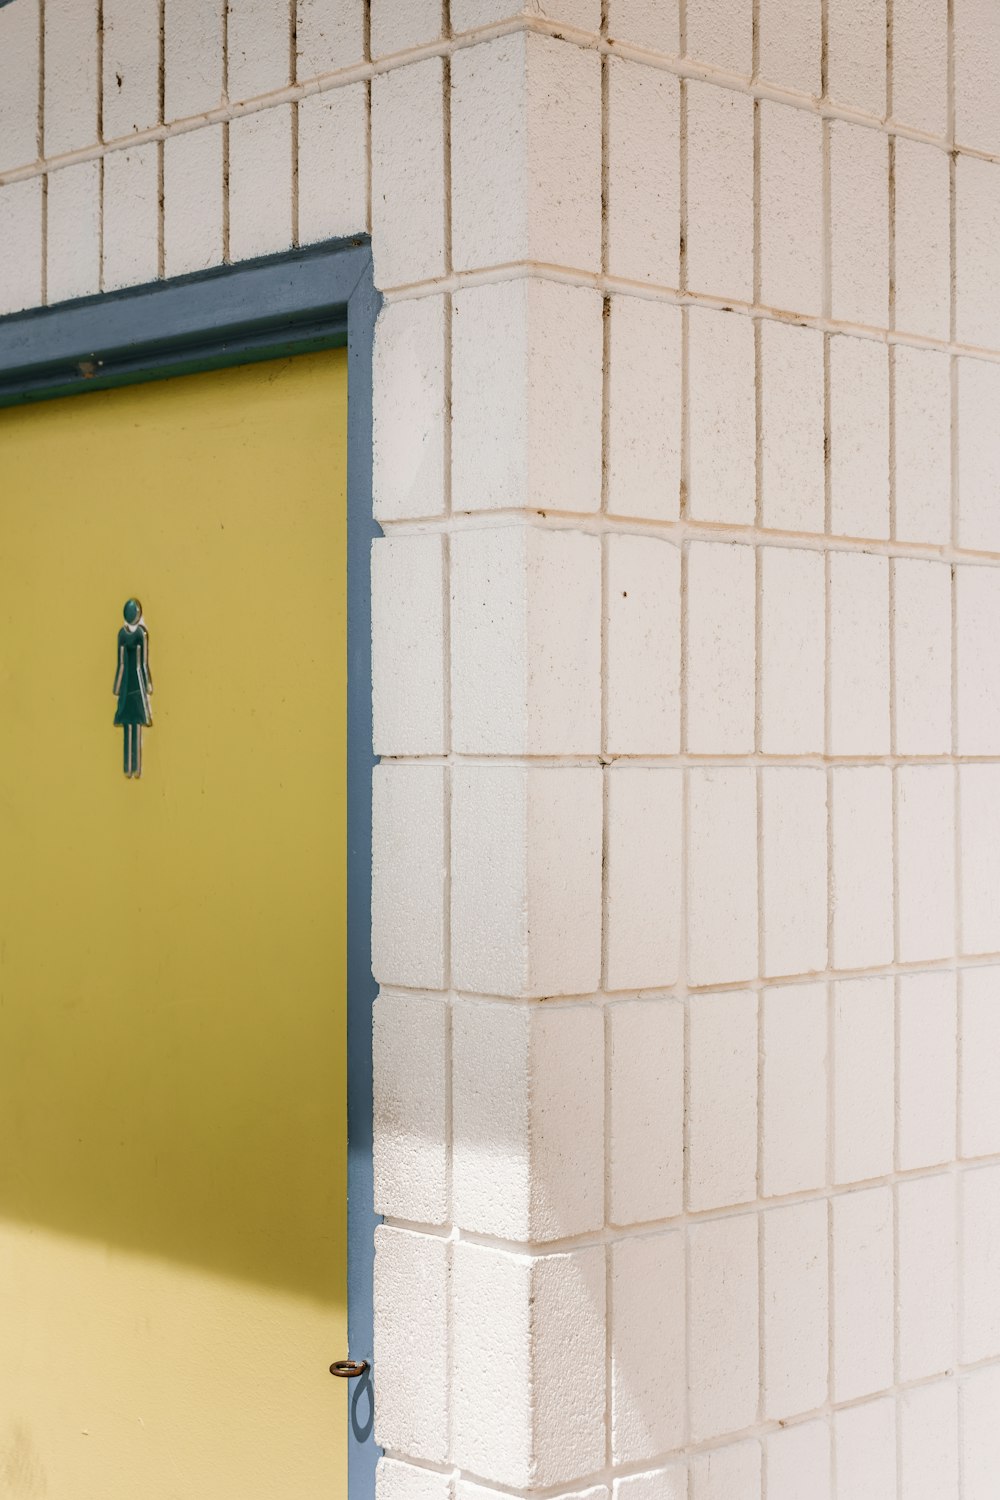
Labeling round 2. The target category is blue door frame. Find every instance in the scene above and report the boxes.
[0,237,382,1500]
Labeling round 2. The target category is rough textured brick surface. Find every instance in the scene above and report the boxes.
[762,983,828,1197]
[47,161,101,303]
[688,1215,759,1441]
[611,1233,686,1462]
[0,0,40,171]
[605,769,683,990]
[687,991,757,1211]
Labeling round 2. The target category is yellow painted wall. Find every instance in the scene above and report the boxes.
[0,351,348,1497]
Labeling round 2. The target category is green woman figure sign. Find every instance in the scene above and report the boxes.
[113,599,153,778]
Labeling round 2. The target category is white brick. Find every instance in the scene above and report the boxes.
[760,322,825,533]
[829,123,889,328]
[759,548,825,753]
[892,0,948,135]
[761,768,828,978]
[373,296,446,523]
[453,1243,606,1489]
[762,1201,828,1421]
[607,296,682,521]
[897,971,957,1172]
[451,33,601,274]
[761,982,828,1197]
[827,0,886,114]
[374,993,448,1224]
[955,0,1000,155]
[462,1489,605,1500]
[372,57,446,288]
[226,0,290,99]
[956,565,1000,754]
[833,977,894,1184]
[452,279,603,513]
[0,179,42,316]
[453,1243,528,1485]
[958,357,1000,552]
[611,1233,686,1464]
[102,0,159,138]
[960,768,1000,953]
[899,1384,959,1500]
[372,534,446,756]
[371,0,441,55]
[228,107,293,261]
[894,346,951,545]
[450,526,600,754]
[451,766,603,997]
[685,0,751,74]
[896,765,956,963]
[685,542,755,752]
[102,143,158,292]
[379,1458,453,1500]
[834,1400,896,1500]
[606,536,681,755]
[607,59,680,287]
[606,0,680,55]
[685,82,754,302]
[828,552,890,755]
[829,336,890,538]
[688,991,757,1212]
[962,1366,1000,1500]
[609,1000,684,1224]
[298,84,369,244]
[687,309,756,525]
[0,0,39,172]
[605,770,683,992]
[897,1173,957,1381]
[962,967,1000,1157]
[956,156,1000,350]
[373,1227,449,1461]
[372,765,447,990]
[830,768,894,969]
[688,1215,758,1442]
[962,1165,1000,1362]
[163,127,224,279]
[43,0,97,155]
[689,1442,760,1500]
[46,161,100,304]
[164,0,224,120]
[687,769,758,987]
[614,1471,687,1500]
[766,1423,831,1500]
[894,138,951,342]
[759,102,823,316]
[296,0,366,77]
[759,0,821,94]
[452,0,601,26]
[832,1187,893,1402]
[452,1000,604,1240]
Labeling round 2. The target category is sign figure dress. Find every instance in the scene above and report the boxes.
[113,598,153,778]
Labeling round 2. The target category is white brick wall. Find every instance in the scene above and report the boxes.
[4,3,1000,1496]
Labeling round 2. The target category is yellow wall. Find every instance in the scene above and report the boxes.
[0,351,349,1497]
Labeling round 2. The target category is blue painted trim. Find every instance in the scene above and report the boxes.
[344,250,382,1500]
[0,237,374,406]
[0,240,383,1498]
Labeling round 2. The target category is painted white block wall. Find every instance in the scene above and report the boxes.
[3,2,1000,1496]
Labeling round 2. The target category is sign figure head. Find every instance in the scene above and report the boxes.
[123,598,142,626]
